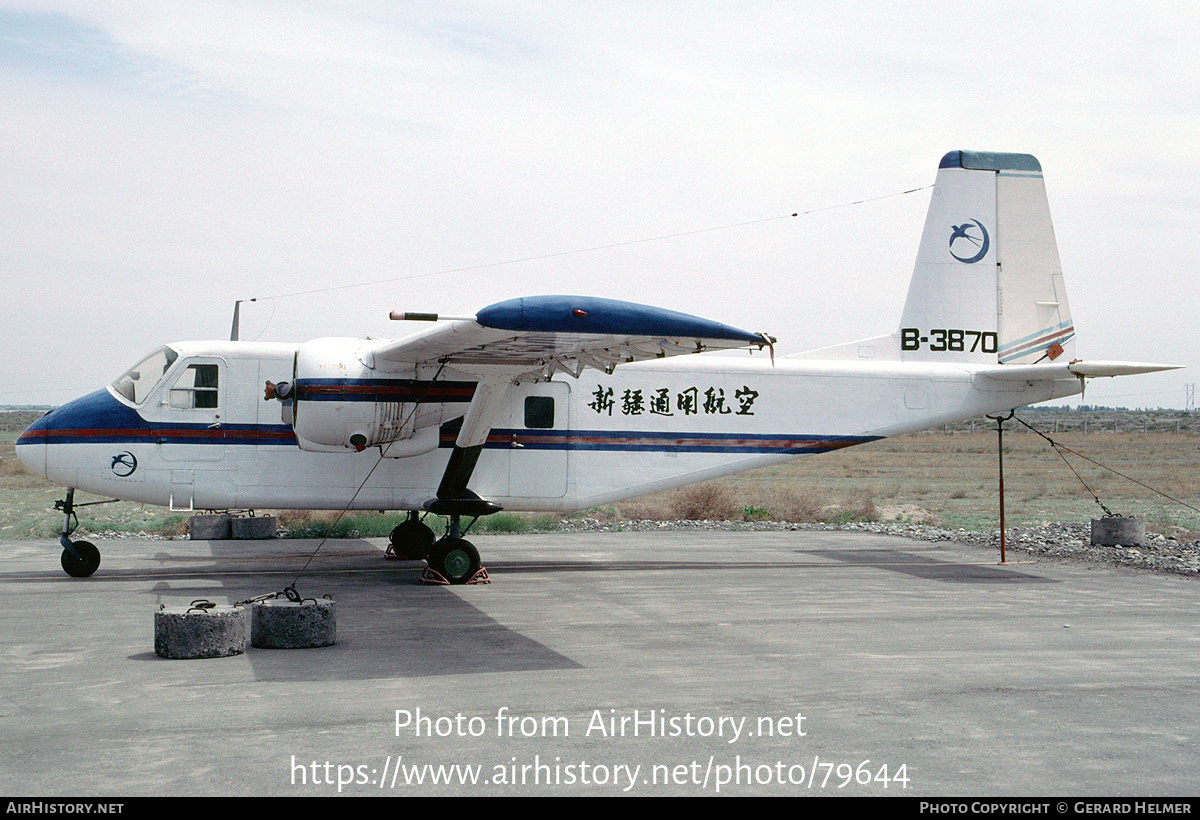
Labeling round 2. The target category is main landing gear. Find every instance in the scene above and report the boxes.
[402,441,500,584]
[385,512,436,560]
[387,509,490,585]
[426,531,483,585]
[55,489,107,578]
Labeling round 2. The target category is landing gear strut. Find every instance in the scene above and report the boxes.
[55,489,103,578]
[425,442,501,584]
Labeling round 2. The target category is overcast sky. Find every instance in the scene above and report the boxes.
[2,1,1196,409]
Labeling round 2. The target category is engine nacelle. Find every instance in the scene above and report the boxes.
[290,338,470,455]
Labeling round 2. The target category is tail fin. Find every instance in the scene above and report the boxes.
[795,151,1075,364]
[899,150,1074,364]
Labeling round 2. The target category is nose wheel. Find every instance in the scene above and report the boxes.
[61,540,101,578]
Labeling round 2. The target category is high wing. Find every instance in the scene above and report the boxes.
[371,295,772,382]
[362,295,772,516]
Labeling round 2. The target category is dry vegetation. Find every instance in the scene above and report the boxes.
[574,415,1200,537]
[3,409,1199,539]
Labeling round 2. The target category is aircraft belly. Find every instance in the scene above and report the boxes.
[229,443,453,510]
[175,470,235,511]
[508,446,568,498]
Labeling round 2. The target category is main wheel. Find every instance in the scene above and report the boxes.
[61,540,100,578]
[427,537,481,584]
[388,518,436,560]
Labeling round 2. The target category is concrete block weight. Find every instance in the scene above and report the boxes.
[250,598,336,649]
[154,602,246,659]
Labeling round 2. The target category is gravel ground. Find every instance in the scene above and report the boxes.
[556,518,1200,577]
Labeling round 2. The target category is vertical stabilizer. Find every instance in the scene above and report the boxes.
[898,151,1075,364]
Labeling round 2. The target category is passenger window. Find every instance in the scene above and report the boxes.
[524,396,554,429]
[169,364,220,410]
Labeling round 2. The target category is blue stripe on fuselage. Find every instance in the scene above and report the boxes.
[469,427,880,455]
[19,389,876,455]
[16,389,297,447]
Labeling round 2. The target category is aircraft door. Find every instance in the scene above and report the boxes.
[507,381,569,498]
[153,357,227,463]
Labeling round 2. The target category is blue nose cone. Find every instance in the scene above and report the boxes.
[14,390,149,479]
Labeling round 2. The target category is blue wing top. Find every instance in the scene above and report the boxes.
[371,295,770,381]
[475,295,767,345]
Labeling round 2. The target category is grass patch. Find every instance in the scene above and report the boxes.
[475,513,561,534]
[275,510,408,539]
[742,505,770,521]
[272,510,562,539]
[671,482,737,521]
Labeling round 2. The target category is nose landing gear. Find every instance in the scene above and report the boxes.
[55,489,106,578]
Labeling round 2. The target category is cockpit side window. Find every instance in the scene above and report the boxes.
[168,364,220,409]
[111,347,178,405]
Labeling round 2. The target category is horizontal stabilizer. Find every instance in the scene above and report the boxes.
[1068,361,1183,378]
[974,361,1182,382]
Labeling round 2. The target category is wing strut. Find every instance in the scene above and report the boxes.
[427,377,509,519]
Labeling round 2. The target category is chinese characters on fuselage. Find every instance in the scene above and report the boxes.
[588,385,759,417]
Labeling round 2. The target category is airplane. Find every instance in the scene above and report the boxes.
[15,150,1179,582]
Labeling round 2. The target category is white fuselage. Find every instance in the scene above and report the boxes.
[17,340,1081,514]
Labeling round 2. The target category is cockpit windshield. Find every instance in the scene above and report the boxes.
[110,346,179,405]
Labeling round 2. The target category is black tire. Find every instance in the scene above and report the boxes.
[427,537,481,584]
[61,540,100,578]
[389,519,436,560]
